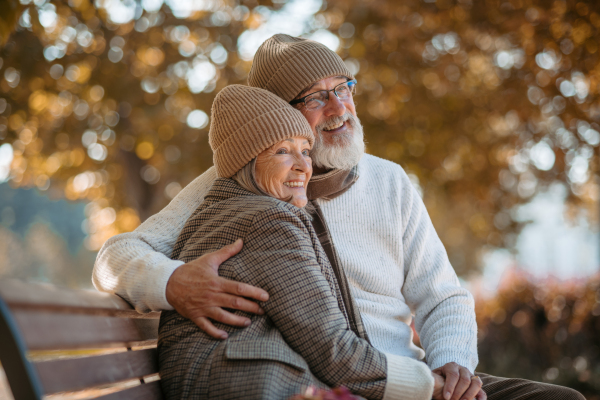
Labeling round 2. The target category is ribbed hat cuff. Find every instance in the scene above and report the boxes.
[263,46,355,102]
[213,107,313,178]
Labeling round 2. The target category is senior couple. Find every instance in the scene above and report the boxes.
[93,35,584,400]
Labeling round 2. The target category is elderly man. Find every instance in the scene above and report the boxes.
[93,34,583,400]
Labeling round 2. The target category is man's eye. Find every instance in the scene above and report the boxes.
[276,148,288,154]
[306,91,326,102]
[302,149,310,156]
[305,98,325,110]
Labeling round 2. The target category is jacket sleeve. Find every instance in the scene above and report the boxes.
[228,207,434,400]
[92,167,217,312]
[398,169,479,373]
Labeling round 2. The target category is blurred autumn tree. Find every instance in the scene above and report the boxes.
[475,273,600,399]
[0,0,598,273]
[0,0,259,250]
[326,0,600,274]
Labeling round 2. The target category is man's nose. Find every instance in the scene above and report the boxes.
[323,92,346,117]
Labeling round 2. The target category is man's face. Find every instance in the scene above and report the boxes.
[293,76,365,171]
[296,76,358,144]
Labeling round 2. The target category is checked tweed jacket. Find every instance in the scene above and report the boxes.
[158,178,389,400]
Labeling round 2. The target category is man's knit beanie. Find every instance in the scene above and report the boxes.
[248,34,354,102]
[209,84,314,178]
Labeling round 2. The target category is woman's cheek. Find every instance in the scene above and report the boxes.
[262,175,283,198]
[256,158,285,198]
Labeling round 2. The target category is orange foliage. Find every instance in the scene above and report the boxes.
[0,0,598,272]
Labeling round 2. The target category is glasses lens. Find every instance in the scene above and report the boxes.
[304,91,327,110]
[334,80,356,100]
[349,80,356,94]
[335,83,350,98]
[300,80,356,110]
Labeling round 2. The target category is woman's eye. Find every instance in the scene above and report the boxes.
[276,148,288,154]
[302,149,310,156]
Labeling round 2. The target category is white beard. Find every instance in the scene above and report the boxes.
[310,112,365,171]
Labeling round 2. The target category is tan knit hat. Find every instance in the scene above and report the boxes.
[248,34,354,102]
[209,85,314,178]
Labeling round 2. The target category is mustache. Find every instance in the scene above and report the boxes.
[315,113,354,133]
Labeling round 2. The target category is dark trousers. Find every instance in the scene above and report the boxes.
[477,373,586,400]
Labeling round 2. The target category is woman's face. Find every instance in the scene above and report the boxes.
[255,136,313,208]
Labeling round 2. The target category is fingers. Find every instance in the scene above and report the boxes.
[460,377,483,400]
[206,307,251,328]
[167,239,271,339]
[431,371,446,400]
[191,316,228,340]
[190,307,255,340]
[450,368,474,400]
[476,389,487,400]
[214,292,265,315]
[220,277,269,302]
[207,238,244,266]
[440,363,460,400]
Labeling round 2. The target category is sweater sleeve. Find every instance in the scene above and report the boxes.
[229,207,434,400]
[92,167,217,312]
[399,170,479,373]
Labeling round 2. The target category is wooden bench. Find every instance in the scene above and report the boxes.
[0,279,163,400]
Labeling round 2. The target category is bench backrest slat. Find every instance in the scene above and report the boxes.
[0,279,163,400]
[0,279,135,311]
[13,309,159,350]
[35,348,158,394]
[94,380,163,400]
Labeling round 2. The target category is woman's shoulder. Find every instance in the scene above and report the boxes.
[204,196,314,251]
[204,179,305,216]
[185,178,313,239]
[222,195,308,222]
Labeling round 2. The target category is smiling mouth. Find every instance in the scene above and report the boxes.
[283,181,305,188]
[323,121,345,132]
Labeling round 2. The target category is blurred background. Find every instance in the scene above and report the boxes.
[0,0,599,398]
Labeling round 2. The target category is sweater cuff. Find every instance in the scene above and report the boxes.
[383,353,434,400]
[428,353,478,375]
[146,259,184,311]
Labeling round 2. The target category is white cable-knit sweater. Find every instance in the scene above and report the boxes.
[93,154,478,375]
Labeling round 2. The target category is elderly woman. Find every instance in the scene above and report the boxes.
[158,85,435,400]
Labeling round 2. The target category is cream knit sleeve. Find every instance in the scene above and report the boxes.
[398,169,479,373]
[92,167,217,312]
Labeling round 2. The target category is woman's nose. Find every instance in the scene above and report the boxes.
[293,152,311,173]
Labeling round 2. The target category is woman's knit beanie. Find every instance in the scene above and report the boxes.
[248,34,355,102]
[209,85,314,178]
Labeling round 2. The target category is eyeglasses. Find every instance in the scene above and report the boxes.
[290,79,357,111]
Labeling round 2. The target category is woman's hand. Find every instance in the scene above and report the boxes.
[432,371,446,399]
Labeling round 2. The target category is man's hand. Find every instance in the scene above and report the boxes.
[165,239,269,339]
[432,362,486,400]
[431,371,446,399]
